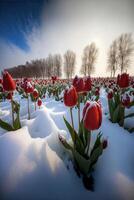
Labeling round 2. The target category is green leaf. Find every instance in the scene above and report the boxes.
[114,92,120,108]
[128,127,134,133]
[83,124,90,148]
[90,132,102,156]
[89,144,103,170]
[12,100,21,130]
[13,114,21,130]
[63,116,85,155]
[78,120,85,146]
[78,120,83,138]
[108,99,115,121]
[59,138,73,151]
[124,113,134,119]
[118,106,125,126]
[0,119,14,131]
[63,116,76,143]
[12,100,20,113]
[78,120,90,149]
[73,150,90,175]
[95,95,99,101]
[112,105,120,123]
[130,101,134,107]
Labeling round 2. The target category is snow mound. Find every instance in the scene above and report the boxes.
[0,126,78,200]
[22,106,59,138]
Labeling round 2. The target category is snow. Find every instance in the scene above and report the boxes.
[0,88,134,200]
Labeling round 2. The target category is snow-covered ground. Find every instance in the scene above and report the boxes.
[0,89,134,200]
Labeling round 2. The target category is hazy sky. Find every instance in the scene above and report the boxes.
[0,0,134,77]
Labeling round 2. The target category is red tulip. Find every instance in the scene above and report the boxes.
[72,75,79,86]
[0,78,3,84]
[83,101,102,131]
[84,76,92,92]
[122,94,130,107]
[37,98,42,107]
[64,86,78,107]
[102,139,108,149]
[33,89,39,99]
[113,87,117,92]
[73,76,84,93]
[95,89,100,96]
[24,81,34,93]
[83,101,90,117]
[6,92,13,100]
[51,76,57,84]
[107,90,113,99]
[52,76,57,81]
[117,73,129,88]
[0,86,4,92]
[2,71,16,91]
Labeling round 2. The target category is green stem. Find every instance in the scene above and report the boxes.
[34,101,36,111]
[108,99,113,122]
[28,95,30,120]
[86,131,91,156]
[70,107,76,147]
[11,97,14,126]
[119,105,125,127]
[78,94,81,126]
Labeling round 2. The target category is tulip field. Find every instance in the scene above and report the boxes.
[0,72,134,200]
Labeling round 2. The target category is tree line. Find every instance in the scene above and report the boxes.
[5,33,134,78]
[107,33,134,77]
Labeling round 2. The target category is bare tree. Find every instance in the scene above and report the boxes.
[46,54,54,78]
[53,54,62,77]
[81,42,98,76]
[39,59,46,78]
[107,40,118,77]
[117,33,134,74]
[64,50,76,79]
[80,55,87,76]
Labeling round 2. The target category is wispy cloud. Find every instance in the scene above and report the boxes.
[0,0,134,76]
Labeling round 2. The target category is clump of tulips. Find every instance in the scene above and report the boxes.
[47,80,66,101]
[0,78,4,107]
[59,80,107,187]
[23,79,34,120]
[0,71,21,131]
[37,97,42,108]
[22,80,44,118]
[107,73,134,132]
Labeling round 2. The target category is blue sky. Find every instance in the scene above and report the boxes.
[0,0,45,50]
[0,0,134,76]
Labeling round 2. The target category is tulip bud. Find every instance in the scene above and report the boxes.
[2,71,16,92]
[33,89,39,99]
[0,78,3,85]
[95,89,99,96]
[72,75,79,86]
[102,139,108,149]
[73,76,84,93]
[58,134,66,145]
[37,98,42,107]
[117,73,129,88]
[121,93,131,107]
[83,101,102,131]
[84,76,92,92]
[64,86,78,107]
[107,89,113,99]
[24,81,34,94]
[6,92,13,100]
